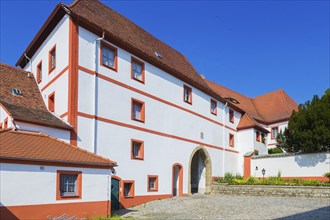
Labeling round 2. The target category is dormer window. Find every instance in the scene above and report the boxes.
[11,88,23,96]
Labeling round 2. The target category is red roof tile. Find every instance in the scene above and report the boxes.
[0,129,116,168]
[0,63,71,129]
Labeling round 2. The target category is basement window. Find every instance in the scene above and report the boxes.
[148,175,158,192]
[123,181,134,198]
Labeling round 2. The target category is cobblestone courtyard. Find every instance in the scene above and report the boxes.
[115,194,330,219]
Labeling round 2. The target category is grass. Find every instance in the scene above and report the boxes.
[216,172,330,186]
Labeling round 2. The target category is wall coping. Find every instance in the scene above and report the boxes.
[252,151,330,160]
[213,182,330,189]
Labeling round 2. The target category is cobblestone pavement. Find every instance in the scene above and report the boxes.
[115,194,330,219]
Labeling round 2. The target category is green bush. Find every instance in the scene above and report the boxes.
[246,177,259,184]
[235,173,243,180]
[224,172,235,183]
[324,172,330,182]
[268,148,283,154]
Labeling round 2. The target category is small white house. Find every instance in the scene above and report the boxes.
[0,129,116,219]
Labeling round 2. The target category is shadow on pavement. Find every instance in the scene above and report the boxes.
[276,206,330,220]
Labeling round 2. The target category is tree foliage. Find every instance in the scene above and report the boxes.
[276,89,330,153]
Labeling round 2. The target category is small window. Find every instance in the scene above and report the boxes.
[229,133,235,147]
[210,99,217,115]
[148,175,158,192]
[49,45,56,73]
[37,61,42,83]
[57,170,81,200]
[131,140,144,160]
[3,118,8,129]
[101,42,117,71]
[183,85,192,104]
[11,88,23,96]
[261,133,266,144]
[256,131,261,142]
[271,127,279,139]
[123,181,134,197]
[48,92,55,112]
[131,99,145,122]
[229,109,234,123]
[131,57,145,83]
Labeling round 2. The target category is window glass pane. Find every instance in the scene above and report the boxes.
[133,142,141,158]
[60,174,77,196]
[133,62,142,80]
[184,88,191,102]
[133,102,142,120]
[149,178,156,190]
[51,50,56,69]
[102,46,115,67]
[124,183,132,197]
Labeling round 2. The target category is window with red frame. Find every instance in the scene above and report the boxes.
[131,57,145,83]
[229,109,234,123]
[261,133,266,144]
[131,140,144,160]
[148,175,158,192]
[183,85,192,104]
[229,134,235,147]
[37,61,42,83]
[123,181,134,197]
[271,127,279,139]
[256,131,261,142]
[49,46,56,73]
[48,93,55,112]
[131,99,145,122]
[101,42,117,70]
[210,99,217,115]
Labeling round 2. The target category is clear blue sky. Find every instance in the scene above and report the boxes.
[1,0,329,104]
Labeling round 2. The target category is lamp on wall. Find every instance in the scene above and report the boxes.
[262,168,266,179]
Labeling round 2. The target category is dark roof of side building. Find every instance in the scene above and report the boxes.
[0,63,72,130]
[0,129,116,168]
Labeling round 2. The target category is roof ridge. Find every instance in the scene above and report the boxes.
[68,0,82,8]
[279,89,291,115]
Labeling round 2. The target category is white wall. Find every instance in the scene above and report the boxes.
[0,163,111,206]
[251,152,330,178]
[0,107,13,129]
[24,15,70,118]
[15,121,70,142]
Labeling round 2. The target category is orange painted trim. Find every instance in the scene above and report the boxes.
[268,143,277,146]
[271,126,279,140]
[256,131,261,142]
[172,163,183,196]
[131,56,145,84]
[229,133,235,147]
[131,98,145,123]
[77,111,239,154]
[229,108,234,123]
[123,180,135,198]
[210,99,217,115]
[56,170,82,200]
[183,85,192,104]
[41,66,69,92]
[3,117,8,129]
[78,65,238,133]
[68,18,79,146]
[100,41,118,72]
[48,44,56,74]
[48,91,55,112]
[1,200,109,220]
[147,175,159,192]
[131,139,144,160]
[60,112,68,118]
[0,158,112,169]
[36,60,42,83]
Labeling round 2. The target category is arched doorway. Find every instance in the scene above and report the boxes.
[172,163,183,196]
[188,146,212,194]
[111,176,121,210]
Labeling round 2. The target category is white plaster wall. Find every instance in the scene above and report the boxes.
[15,121,70,142]
[23,15,70,118]
[251,152,330,178]
[0,163,111,206]
[0,107,13,128]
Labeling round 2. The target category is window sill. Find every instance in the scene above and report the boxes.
[184,100,192,105]
[148,189,158,192]
[124,196,134,199]
[132,157,144,161]
[132,77,145,84]
[132,118,145,123]
[211,112,217,116]
[101,64,117,72]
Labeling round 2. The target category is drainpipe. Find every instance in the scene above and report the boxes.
[93,31,105,154]
[222,102,228,177]
[24,54,32,75]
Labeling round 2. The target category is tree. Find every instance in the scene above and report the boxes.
[277,89,330,153]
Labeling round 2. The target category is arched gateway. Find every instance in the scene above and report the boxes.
[188,146,212,194]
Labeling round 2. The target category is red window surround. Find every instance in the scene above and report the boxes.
[147,175,159,192]
[48,92,55,112]
[56,170,82,200]
[210,99,217,115]
[131,98,145,123]
[229,133,235,147]
[100,41,118,71]
[123,180,135,198]
[183,85,192,104]
[36,61,42,83]
[131,139,144,160]
[48,45,56,74]
[131,57,145,83]
[229,109,234,123]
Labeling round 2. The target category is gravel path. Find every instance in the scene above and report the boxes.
[115,194,330,219]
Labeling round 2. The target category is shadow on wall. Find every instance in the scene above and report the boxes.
[294,153,328,167]
[276,206,330,220]
[0,203,19,220]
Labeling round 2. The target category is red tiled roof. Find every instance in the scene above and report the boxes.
[237,114,269,133]
[0,63,71,130]
[206,80,298,125]
[0,129,116,168]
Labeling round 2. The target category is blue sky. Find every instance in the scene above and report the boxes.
[1,0,329,104]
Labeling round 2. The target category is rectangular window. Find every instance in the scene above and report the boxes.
[183,85,192,104]
[229,109,234,123]
[131,99,145,122]
[256,131,261,142]
[37,61,42,83]
[101,41,117,71]
[229,133,235,147]
[148,175,158,192]
[131,139,144,160]
[48,45,56,73]
[48,92,55,112]
[123,181,134,197]
[271,127,279,139]
[56,170,81,200]
[3,118,8,129]
[210,99,217,115]
[261,133,266,144]
[131,57,145,83]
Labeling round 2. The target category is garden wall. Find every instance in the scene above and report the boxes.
[248,152,330,181]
